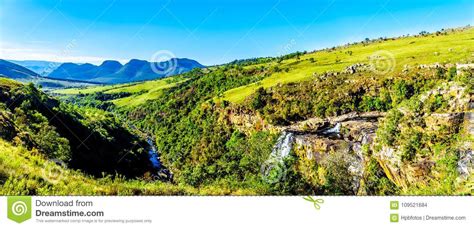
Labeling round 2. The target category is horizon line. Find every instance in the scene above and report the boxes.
[1,24,470,67]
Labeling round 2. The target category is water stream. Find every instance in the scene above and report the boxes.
[147,138,162,170]
[146,137,173,181]
[109,111,172,181]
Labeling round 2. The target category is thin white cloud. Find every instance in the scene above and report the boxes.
[0,42,128,65]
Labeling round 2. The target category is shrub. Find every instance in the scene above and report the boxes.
[363,158,398,195]
[321,153,354,195]
[391,80,414,105]
[376,109,403,146]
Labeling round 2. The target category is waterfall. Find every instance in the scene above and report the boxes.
[261,131,294,184]
[458,150,474,177]
[271,131,295,159]
[322,122,341,135]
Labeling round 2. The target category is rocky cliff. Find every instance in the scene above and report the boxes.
[226,79,473,195]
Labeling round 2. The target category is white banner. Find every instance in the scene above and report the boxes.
[1,196,473,227]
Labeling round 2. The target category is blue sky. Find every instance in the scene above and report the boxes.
[0,0,473,65]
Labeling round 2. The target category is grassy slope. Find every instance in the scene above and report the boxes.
[55,77,185,107]
[0,75,100,91]
[0,138,189,195]
[0,138,262,195]
[111,79,185,107]
[0,77,22,89]
[220,28,474,103]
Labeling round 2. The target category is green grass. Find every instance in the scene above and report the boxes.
[219,27,474,103]
[0,139,262,195]
[0,77,22,89]
[0,76,100,91]
[54,77,186,107]
[111,79,185,107]
[54,84,120,95]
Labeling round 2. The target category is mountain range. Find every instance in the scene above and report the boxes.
[0,59,101,89]
[48,58,205,84]
[7,60,61,76]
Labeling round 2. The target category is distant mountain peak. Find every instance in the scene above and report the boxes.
[100,60,123,70]
[48,57,204,84]
[127,59,148,65]
[101,60,122,66]
[6,59,62,76]
[0,59,40,79]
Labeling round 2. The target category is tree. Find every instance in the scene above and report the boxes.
[251,87,268,110]
[391,80,413,105]
[419,31,429,36]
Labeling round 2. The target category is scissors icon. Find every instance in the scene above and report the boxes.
[303,196,324,210]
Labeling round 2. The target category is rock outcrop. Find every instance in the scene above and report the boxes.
[374,82,473,191]
[290,112,383,194]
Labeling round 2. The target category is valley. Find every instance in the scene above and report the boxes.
[0,26,473,195]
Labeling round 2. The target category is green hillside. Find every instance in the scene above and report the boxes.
[0,137,264,195]
[0,138,188,195]
[0,78,157,178]
[55,76,186,107]
[220,27,474,103]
